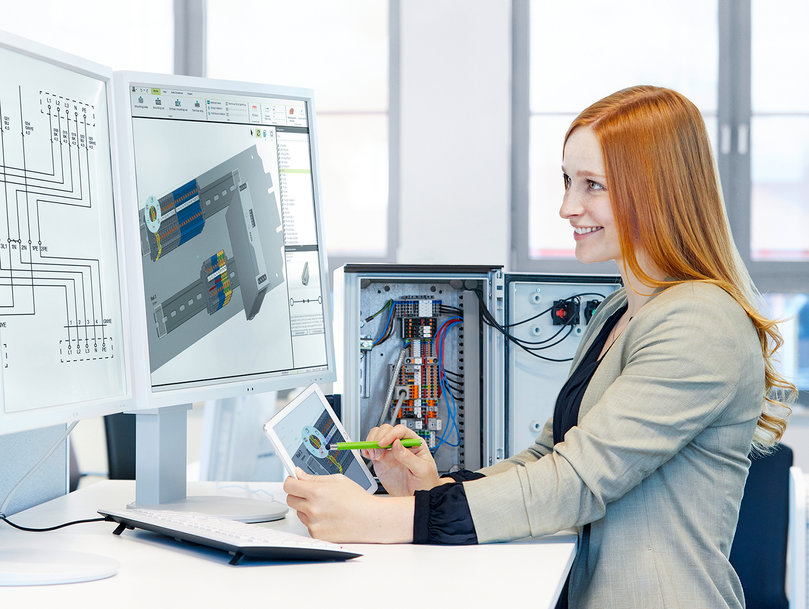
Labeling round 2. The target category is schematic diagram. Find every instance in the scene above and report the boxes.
[138,146,285,373]
[0,45,126,414]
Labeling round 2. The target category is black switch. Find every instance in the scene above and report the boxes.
[551,300,579,325]
[584,299,601,324]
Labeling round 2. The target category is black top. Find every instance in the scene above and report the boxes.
[552,305,627,443]
[412,305,627,546]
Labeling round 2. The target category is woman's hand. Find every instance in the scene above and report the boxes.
[362,424,442,496]
[283,468,413,543]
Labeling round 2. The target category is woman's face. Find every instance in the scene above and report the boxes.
[560,126,622,266]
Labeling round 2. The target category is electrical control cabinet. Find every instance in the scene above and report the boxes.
[333,265,621,473]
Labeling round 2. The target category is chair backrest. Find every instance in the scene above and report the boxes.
[103,413,136,480]
[729,444,793,609]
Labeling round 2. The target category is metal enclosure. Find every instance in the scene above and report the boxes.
[333,264,621,473]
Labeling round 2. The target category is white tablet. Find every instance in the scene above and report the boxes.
[263,384,378,493]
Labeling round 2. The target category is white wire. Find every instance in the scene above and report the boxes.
[389,391,408,426]
[0,421,78,517]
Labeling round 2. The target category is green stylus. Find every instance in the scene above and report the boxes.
[326,439,423,450]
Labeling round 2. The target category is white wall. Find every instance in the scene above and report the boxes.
[398,0,511,266]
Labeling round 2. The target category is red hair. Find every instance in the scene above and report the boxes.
[566,86,794,448]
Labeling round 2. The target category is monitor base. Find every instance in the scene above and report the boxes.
[128,495,288,523]
[0,549,118,586]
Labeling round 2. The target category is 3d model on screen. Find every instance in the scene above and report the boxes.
[292,411,352,476]
[139,145,284,372]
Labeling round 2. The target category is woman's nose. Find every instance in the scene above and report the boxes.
[559,190,582,220]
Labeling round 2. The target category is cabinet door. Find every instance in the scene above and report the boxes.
[503,273,620,457]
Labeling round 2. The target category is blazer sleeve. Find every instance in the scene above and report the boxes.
[477,417,555,477]
[463,287,761,543]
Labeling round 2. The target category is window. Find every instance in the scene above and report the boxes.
[0,0,173,72]
[513,0,809,396]
[206,0,394,264]
[750,0,809,262]
[515,0,718,272]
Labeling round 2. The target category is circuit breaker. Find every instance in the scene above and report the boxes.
[333,265,621,473]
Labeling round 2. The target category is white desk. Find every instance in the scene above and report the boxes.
[0,481,576,608]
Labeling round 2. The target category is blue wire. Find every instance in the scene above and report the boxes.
[433,320,462,450]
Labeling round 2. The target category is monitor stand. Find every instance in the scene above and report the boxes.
[127,405,288,522]
[0,548,118,586]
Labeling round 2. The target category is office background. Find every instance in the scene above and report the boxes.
[1,0,806,483]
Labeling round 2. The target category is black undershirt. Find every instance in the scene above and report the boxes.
[411,305,628,553]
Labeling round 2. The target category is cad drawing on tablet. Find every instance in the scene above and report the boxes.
[266,385,377,492]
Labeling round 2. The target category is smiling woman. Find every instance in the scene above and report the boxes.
[283,86,797,609]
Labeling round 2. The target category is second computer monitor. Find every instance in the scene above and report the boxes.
[116,74,335,406]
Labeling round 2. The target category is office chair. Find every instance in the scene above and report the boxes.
[103,413,137,480]
[729,444,793,609]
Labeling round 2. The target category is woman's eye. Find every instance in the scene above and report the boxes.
[587,179,605,191]
[563,174,571,190]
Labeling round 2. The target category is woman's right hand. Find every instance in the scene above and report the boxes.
[362,424,441,496]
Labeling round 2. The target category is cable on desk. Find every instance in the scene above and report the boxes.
[0,514,106,532]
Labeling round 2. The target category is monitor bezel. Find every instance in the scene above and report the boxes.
[0,29,134,435]
[113,71,337,410]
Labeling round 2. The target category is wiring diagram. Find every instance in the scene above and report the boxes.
[0,47,126,413]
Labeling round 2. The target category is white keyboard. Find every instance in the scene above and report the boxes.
[99,508,361,564]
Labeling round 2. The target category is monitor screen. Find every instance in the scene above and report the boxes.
[118,75,333,399]
[0,32,130,435]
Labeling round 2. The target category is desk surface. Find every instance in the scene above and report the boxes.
[0,481,576,608]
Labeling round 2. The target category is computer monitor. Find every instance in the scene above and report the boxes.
[0,29,131,585]
[0,31,132,436]
[114,72,335,519]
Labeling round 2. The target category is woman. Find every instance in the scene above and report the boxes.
[283,86,795,608]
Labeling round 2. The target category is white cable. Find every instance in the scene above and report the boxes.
[390,391,408,426]
[0,421,78,517]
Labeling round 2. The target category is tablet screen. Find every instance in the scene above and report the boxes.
[265,385,376,491]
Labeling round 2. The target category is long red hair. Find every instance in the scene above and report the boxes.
[565,86,795,448]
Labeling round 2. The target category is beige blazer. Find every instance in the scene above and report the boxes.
[464,282,764,609]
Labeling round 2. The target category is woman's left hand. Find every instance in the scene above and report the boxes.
[283,468,414,544]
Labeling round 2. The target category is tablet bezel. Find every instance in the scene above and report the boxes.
[263,384,378,493]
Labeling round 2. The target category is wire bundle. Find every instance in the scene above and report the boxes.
[370,300,395,346]
[433,316,463,450]
[439,304,462,316]
[476,291,606,362]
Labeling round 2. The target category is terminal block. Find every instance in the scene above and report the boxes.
[394,297,441,318]
[145,179,205,261]
[201,250,233,314]
[402,317,437,340]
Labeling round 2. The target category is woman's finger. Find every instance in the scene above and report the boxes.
[390,439,430,475]
[285,494,305,512]
[283,474,315,499]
